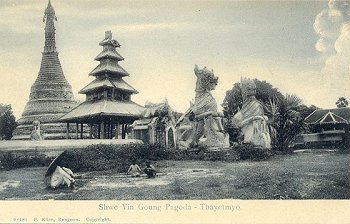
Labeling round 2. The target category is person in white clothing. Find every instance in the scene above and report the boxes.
[127,160,141,177]
[48,166,76,189]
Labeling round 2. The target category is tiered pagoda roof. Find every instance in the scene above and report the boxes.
[89,60,129,77]
[88,31,129,77]
[60,31,144,122]
[79,78,138,94]
[12,0,78,140]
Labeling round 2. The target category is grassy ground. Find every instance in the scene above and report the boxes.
[0,151,349,200]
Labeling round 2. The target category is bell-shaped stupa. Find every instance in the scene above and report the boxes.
[12,0,77,140]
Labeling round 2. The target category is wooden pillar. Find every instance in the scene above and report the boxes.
[101,121,105,139]
[111,123,115,139]
[105,122,108,139]
[115,122,119,139]
[75,123,79,139]
[121,124,124,139]
[107,122,110,139]
[66,123,70,139]
[89,123,93,139]
[122,124,127,139]
[80,122,83,139]
[110,123,113,139]
[103,90,107,99]
[98,123,101,139]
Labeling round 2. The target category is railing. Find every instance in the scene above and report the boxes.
[320,129,346,134]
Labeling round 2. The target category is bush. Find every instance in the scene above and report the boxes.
[0,151,53,170]
[56,143,271,172]
[233,143,272,161]
[0,142,272,172]
[55,143,170,172]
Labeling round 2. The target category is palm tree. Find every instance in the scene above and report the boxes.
[265,94,304,153]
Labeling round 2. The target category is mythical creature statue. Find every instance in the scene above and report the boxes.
[176,65,229,150]
[30,120,44,140]
[232,78,271,148]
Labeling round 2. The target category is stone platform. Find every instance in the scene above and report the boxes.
[11,122,90,140]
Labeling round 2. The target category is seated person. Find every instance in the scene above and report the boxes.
[47,166,76,189]
[127,160,141,177]
[144,161,156,178]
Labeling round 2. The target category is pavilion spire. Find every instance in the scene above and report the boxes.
[43,0,57,52]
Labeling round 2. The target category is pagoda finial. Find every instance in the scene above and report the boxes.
[43,0,57,53]
[105,31,112,40]
[99,30,120,47]
[43,0,57,23]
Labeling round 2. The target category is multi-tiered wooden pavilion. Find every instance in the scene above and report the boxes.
[60,31,144,139]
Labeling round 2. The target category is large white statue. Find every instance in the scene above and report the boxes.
[176,65,229,150]
[232,78,271,148]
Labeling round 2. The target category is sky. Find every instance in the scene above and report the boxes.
[0,0,349,119]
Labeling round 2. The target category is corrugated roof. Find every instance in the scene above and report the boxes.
[59,99,144,122]
[79,78,138,94]
[304,107,350,124]
[89,60,129,77]
[95,49,124,61]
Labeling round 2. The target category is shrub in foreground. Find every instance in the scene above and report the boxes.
[0,151,53,170]
[0,142,273,171]
[57,143,169,172]
[233,143,273,161]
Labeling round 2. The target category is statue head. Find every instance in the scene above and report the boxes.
[194,64,218,93]
[33,120,41,130]
[240,77,256,101]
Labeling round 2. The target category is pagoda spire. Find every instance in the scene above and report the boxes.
[43,0,57,53]
[11,0,78,140]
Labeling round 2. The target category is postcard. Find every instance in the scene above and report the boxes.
[0,0,349,223]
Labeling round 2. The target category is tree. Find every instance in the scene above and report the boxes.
[265,94,305,153]
[222,79,310,152]
[336,97,348,108]
[222,79,283,117]
[0,104,17,140]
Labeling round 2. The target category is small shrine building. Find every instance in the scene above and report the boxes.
[130,99,177,148]
[60,31,144,139]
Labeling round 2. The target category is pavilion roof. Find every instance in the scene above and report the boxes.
[95,49,124,61]
[59,99,144,122]
[99,38,120,47]
[79,78,138,94]
[89,59,129,77]
[304,107,350,125]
